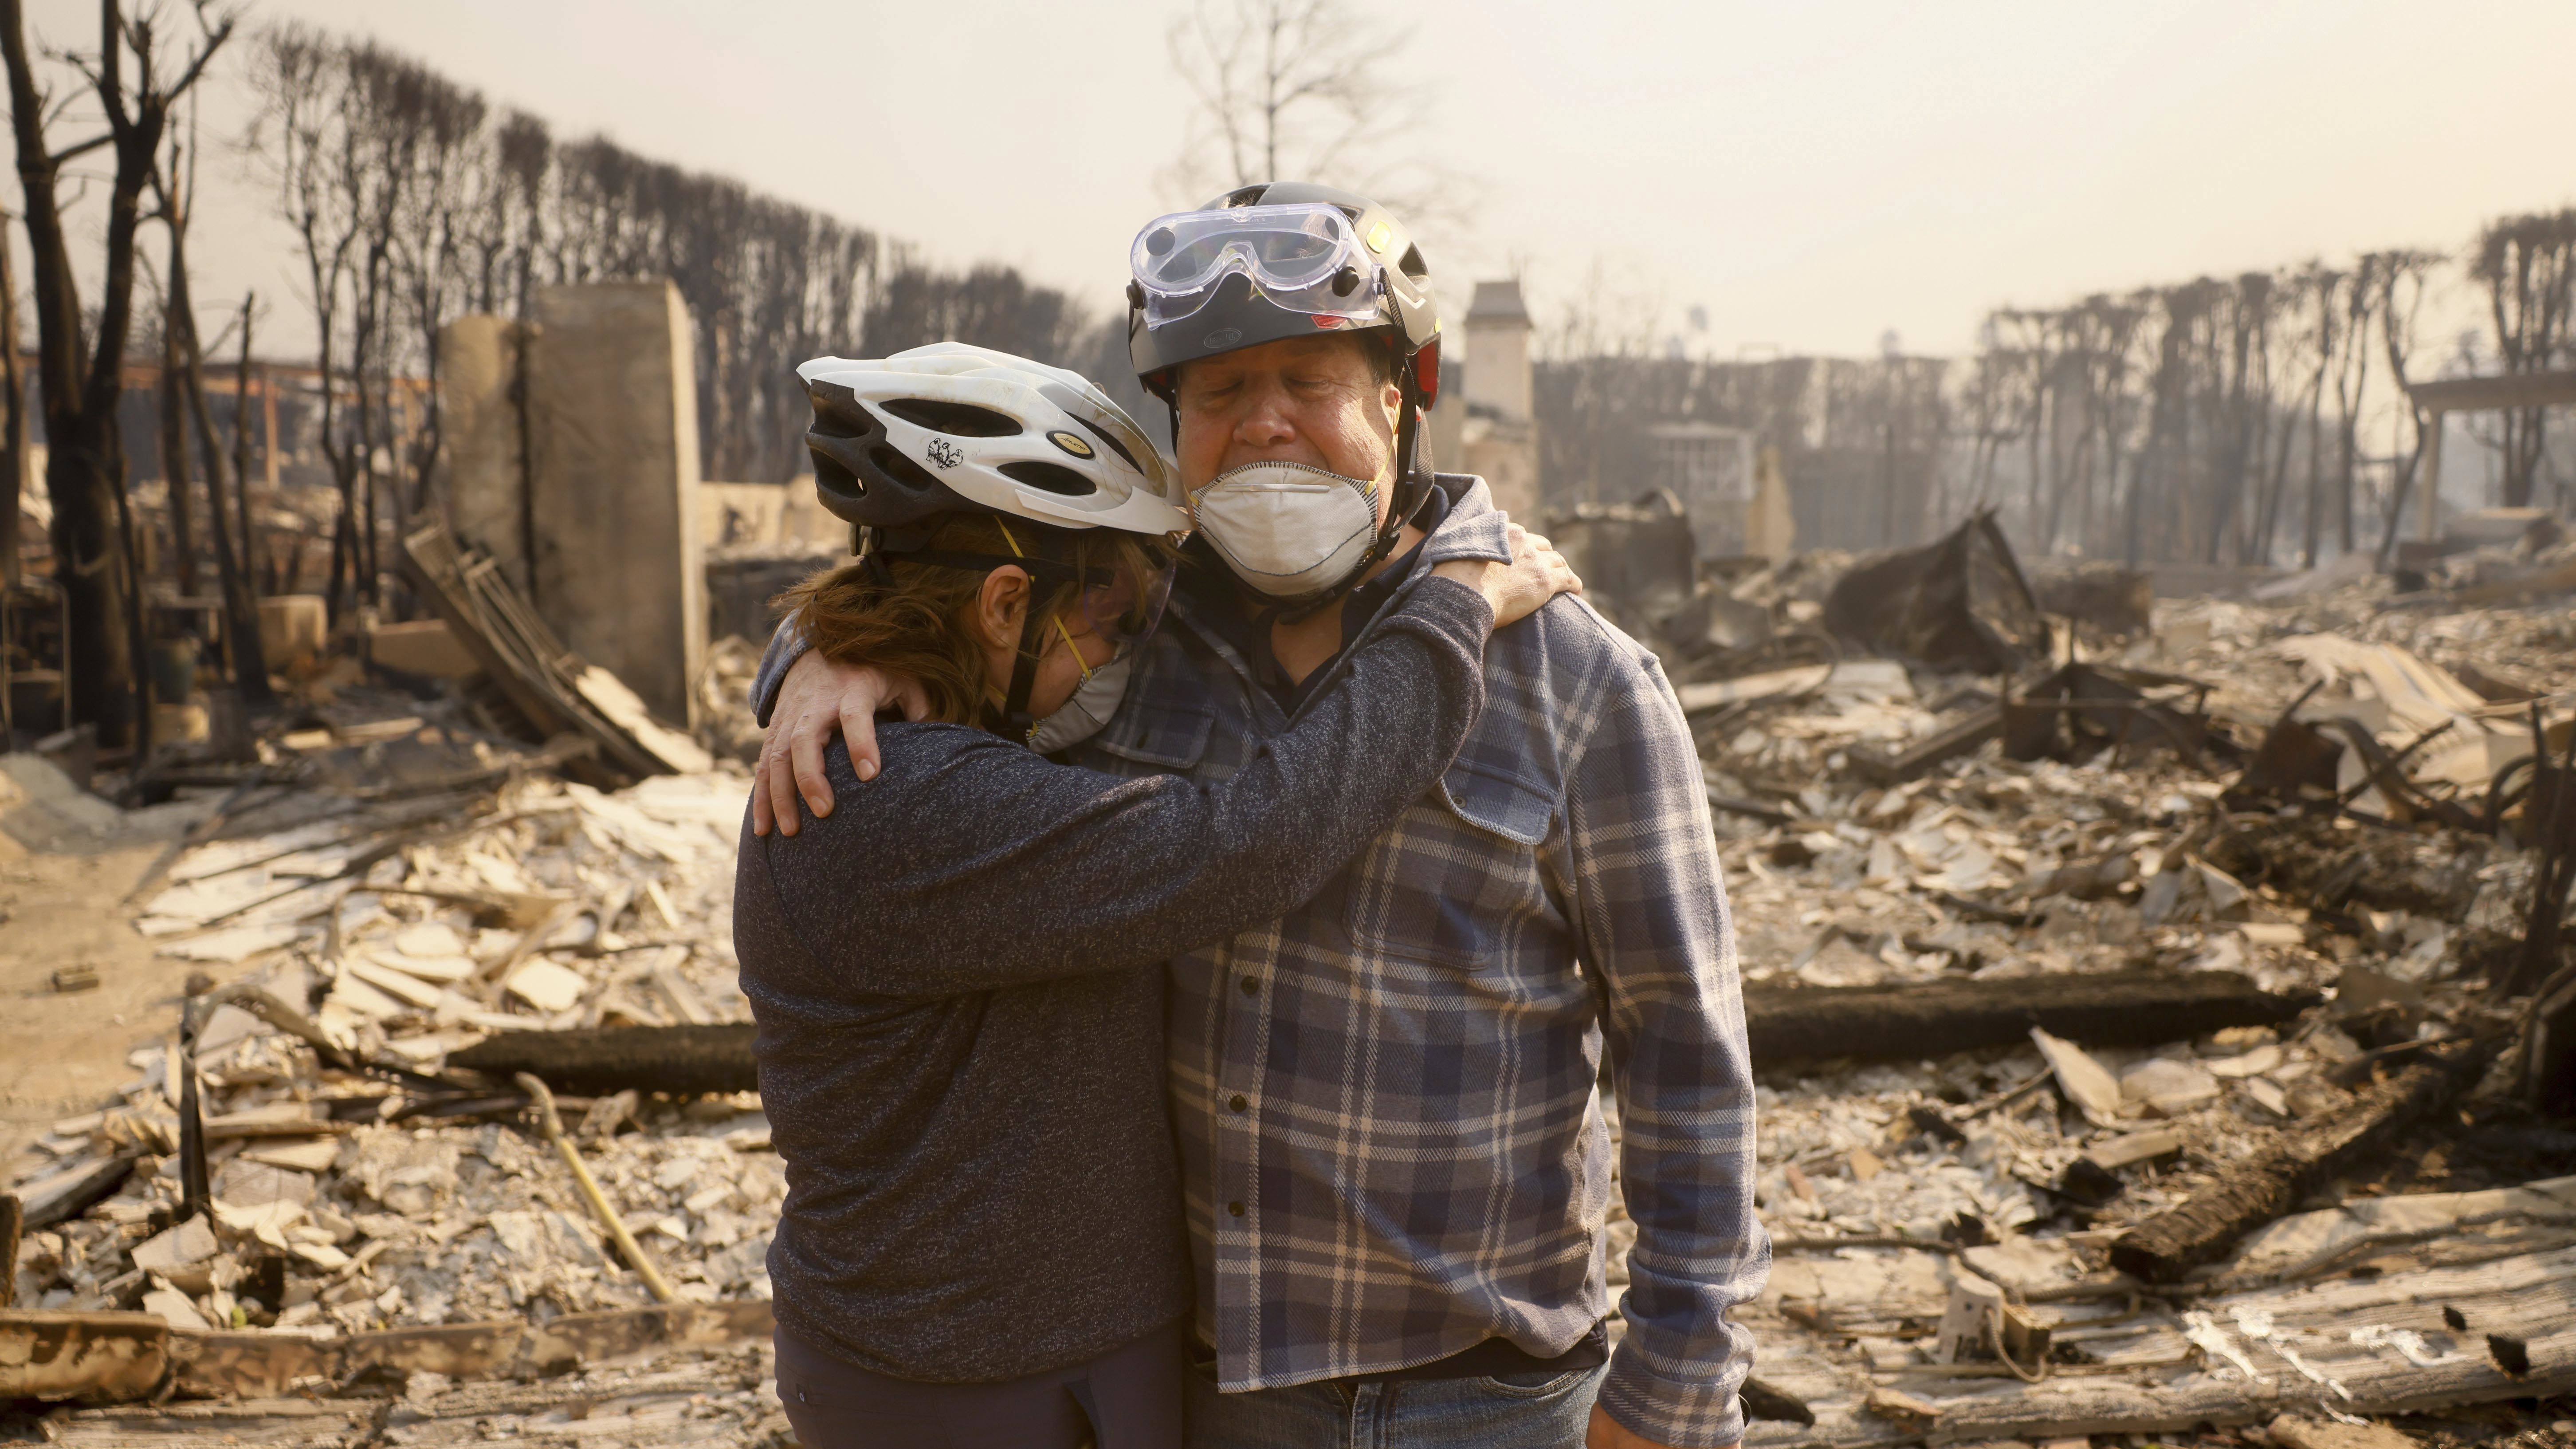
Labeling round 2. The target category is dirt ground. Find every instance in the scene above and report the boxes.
[0,763,233,1167]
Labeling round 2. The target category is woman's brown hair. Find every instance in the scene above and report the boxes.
[771,513,1173,727]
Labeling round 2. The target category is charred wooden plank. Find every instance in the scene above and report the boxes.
[448,1024,758,1097]
[2107,1040,2488,1283]
[1847,704,2001,785]
[453,973,2312,1099]
[1745,970,2316,1068]
[0,1194,18,1308]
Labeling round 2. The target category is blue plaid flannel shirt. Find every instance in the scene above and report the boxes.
[753,477,1765,1445]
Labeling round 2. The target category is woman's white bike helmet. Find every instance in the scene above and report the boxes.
[799,342,1189,540]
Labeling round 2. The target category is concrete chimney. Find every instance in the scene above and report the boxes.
[1458,279,1539,519]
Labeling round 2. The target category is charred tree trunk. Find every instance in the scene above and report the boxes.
[162,191,270,708]
[231,296,259,593]
[157,327,195,598]
[0,207,22,589]
[1,0,232,749]
[4,1,130,746]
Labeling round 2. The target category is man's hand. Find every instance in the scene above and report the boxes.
[1586,1403,1720,1449]
[750,651,930,837]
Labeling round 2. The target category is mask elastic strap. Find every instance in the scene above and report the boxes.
[995,520,1097,681]
[991,520,1054,739]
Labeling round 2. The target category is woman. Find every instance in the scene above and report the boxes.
[733,343,1577,1449]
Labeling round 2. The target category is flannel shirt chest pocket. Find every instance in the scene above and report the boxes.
[1342,753,1560,972]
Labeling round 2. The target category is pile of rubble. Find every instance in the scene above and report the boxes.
[7,701,772,1332]
[5,494,2575,1444]
[1546,504,2576,1442]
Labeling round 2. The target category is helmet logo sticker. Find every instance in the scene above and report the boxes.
[1048,430,1096,459]
[925,439,964,469]
[1202,327,1243,350]
[1365,220,1391,254]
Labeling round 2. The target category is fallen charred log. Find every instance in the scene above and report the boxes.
[1740,1376,1815,1426]
[449,1024,758,1097]
[447,974,2313,1096]
[2107,1039,2491,1283]
[1745,971,2316,1068]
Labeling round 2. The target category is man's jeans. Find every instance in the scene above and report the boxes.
[1185,1359,1607,1449]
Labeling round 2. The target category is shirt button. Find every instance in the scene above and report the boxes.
[1227,1201,1246,1217]
[1229,1094,1249,1113]
[1240,976,1258,996]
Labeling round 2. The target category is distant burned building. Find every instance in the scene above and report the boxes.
[1445,280,1541,521]
[1533,352,1955,553]
[1646,420,1753,560]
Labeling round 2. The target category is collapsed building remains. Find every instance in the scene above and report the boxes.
[2,483,2573,1445]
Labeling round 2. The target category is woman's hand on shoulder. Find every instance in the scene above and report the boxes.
[1430,516,1583,629]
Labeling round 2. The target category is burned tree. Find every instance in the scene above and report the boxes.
[1164,0,1455,220]
[2371,249,2441,563]
[0,201,22,589]
[248,32,891,503]
[249,23,364,619]
[150,123,267,705]
[0,0,235,747]
[2467,209,2576,508]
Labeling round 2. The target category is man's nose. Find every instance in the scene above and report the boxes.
[1233,381,1298,448]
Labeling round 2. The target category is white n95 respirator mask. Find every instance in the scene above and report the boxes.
[1189,461,1383,602]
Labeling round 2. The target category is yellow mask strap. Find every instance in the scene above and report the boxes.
[996,520,1094,682]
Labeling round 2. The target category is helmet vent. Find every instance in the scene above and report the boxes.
[880,398,1021,437]
[999,461,1098,497]
[1069,415,1143,474]
[813,453,862,496]
[870,445,942,492]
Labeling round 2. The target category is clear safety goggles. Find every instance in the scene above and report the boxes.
[1129,204,1382,327]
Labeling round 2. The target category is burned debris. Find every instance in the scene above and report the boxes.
[0,487,2572,1443]
[1540,496,2576,1444]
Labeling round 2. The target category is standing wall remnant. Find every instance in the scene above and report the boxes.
[437,283,706,728]
[440,315,533,598]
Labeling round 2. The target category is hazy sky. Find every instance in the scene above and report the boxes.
[18,0,2576,361]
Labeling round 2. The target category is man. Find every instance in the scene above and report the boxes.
[751,184,1764,1449]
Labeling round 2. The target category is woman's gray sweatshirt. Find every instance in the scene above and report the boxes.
[732,575,1495,1384]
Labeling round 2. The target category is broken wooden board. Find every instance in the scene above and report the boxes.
[1675,662,1836,717]
[2109,1041,2487,1283]
[0,1310,169,1403]
[53,1344,788,1446]
[399,517,703,786]
[448,1024,759,1097]
[1846,705,2003,786]
[1742,1238,2576,1448]
[1745,971,2317,1068]
[168,1299,777,1401]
